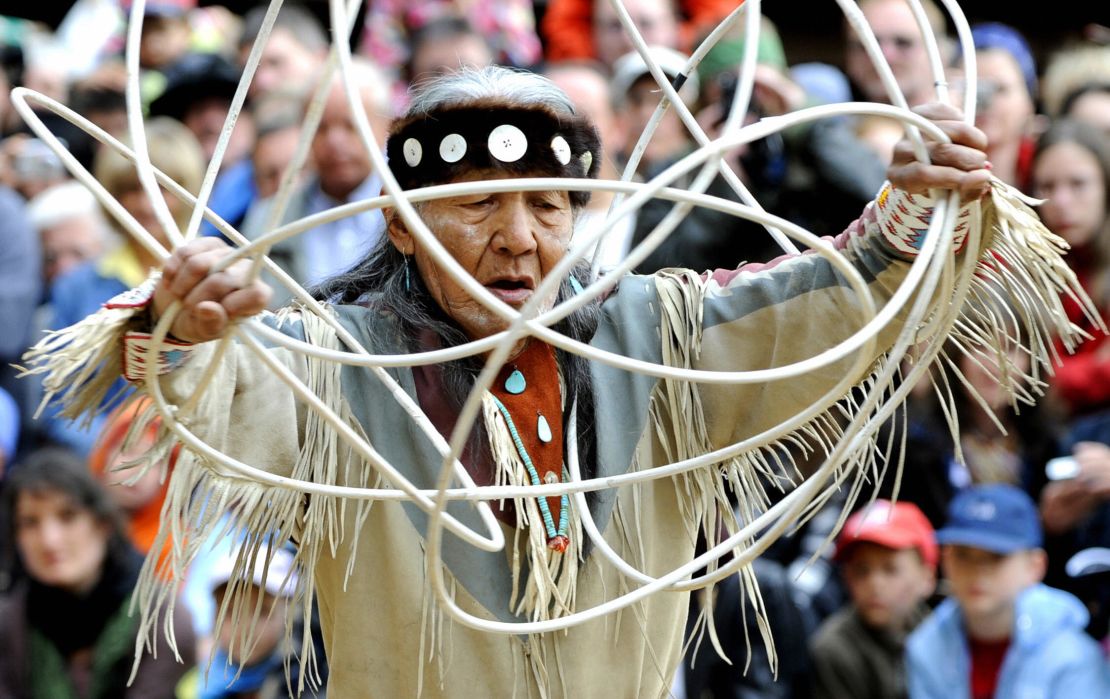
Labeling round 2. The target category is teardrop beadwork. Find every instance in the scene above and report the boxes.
[537,413,553,443]
[505,369,526,394]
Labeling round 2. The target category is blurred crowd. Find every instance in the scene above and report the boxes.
[0,0,1109,697]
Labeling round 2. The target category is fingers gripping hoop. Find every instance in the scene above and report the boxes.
[15,0,986,637]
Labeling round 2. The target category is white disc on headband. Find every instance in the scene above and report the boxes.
[403,138,423,167]
[551,136,571,165]
[440,133,468,163]
[488,124,527,163]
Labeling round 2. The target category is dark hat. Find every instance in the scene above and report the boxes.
[149,52,241,121]
[937,483,1043,554]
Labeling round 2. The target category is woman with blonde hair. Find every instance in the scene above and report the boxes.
[43,117,204,456]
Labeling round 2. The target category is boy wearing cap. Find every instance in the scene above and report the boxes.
[194,546,300,699]
[906,484,1110,699]
[811,500,938,699]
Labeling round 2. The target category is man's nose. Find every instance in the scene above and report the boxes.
[491,200,538,256]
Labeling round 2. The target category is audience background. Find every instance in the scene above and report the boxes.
[0,2,1108,698]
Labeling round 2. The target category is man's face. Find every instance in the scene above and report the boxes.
[941,545,1042,625]
[242,28,324,98]
[41,216,106,283]
[410,34,493,82]
[592,0,679,69]
[844,0,936,106]
[312,86,384,200]
[253,126,302,199]
[841,543,935,629]
[184,96,254,163]
[388,170,574,342]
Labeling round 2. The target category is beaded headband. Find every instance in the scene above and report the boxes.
[386,102,602,208]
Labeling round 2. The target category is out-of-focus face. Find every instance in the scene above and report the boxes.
[183,97,255,164]
[253,125,302,199]
[845,0,937,106]
[242,28,324,99]
[312,86,386,201]
[618,75,691,167]
[592,0,679,69]
[841,543,934,628]
[139,15,191,70]
[1069,91,1110,140]
[958,345,1029,415]
[387,170,574,343]
[15,488,110,594]
[1033,141,1106,248]
[41,216,106,283]
[974,50,1033,150]
[213,583,289,665]
[546,67,624,168]
[99,430,167,515]
[410,34,493,83]
[117,182,185,250]
[941,545,1042,626]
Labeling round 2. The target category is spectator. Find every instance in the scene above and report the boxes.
[1031,120,1110,418]
[1041,44,1110,126]
[542,0,737,69]
[122,0,196,73]
[543,60,632,270]
[360,0,541,104]
[195,546,300,699]
[405,16,494,87]
[249,95,305,200]
[240,59,391,302]
[237,3,327,101]
[88,399,176,559]
[150,52,256,238]
[843,0,951,108]
[0,184,40,418]
[1061,83,1110,139]
[44,117,203,456]
[0,447,196,698]
[26,180,115,286]
[906,484,1110,699]
[965,23,1039,189]
[0,387,18,477]
[811,500,937,699]
[610,45,698,178]
[0,135,69,201]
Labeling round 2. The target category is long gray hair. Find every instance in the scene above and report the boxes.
[312,66,601,480]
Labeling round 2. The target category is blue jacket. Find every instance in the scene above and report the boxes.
[906,583,1110,699]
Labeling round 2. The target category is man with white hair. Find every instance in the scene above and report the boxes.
[241,59,393,303]
[26,180,114,285]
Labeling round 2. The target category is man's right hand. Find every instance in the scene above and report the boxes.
[152,238,273,343]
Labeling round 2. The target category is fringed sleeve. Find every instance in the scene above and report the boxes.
[20,298,352,693]
[644,178,1096,658]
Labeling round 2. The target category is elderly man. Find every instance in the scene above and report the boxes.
[27,66,1082,697]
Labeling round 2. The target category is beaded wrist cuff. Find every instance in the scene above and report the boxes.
[122,331,196,383]
[875,183,972,256]
[105,276,197,382]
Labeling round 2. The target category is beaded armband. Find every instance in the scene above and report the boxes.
[105,277,197,383]
[875,183,972,256]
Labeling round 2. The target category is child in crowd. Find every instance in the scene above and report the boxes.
[811,500,937,699]
[906,484,1110,698]
[193,546,300,699]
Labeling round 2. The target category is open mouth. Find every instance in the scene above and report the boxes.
[484,277,535,304]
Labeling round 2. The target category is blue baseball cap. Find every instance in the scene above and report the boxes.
[936,483,1042,554]
[971,22,1038,99]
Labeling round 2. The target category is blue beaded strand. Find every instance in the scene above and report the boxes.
[490,395,569,542]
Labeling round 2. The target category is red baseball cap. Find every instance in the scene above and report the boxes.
[835,500,938,569]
